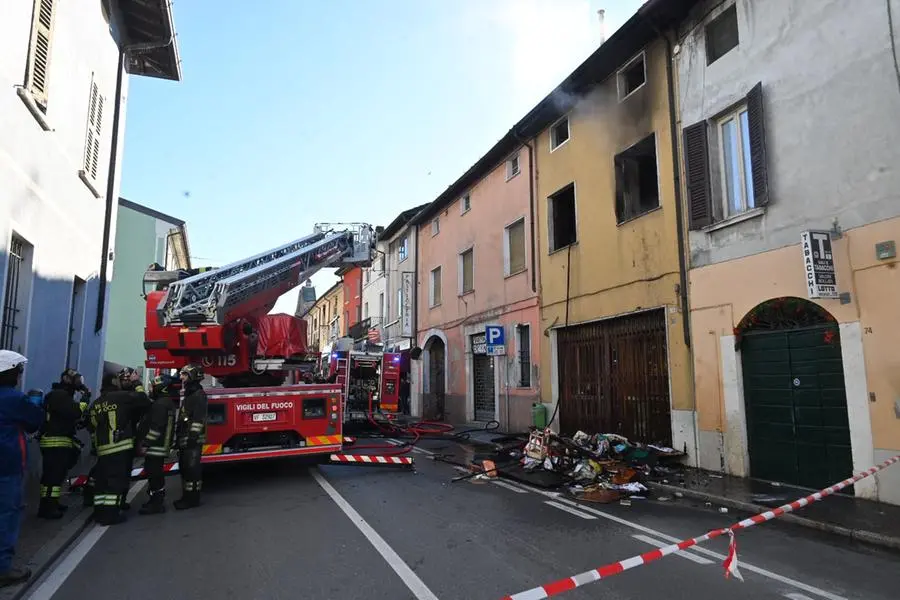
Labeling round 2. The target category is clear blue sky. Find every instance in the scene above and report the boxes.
[120,0,645,314]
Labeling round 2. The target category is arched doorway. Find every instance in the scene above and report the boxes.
[424,336,446,420]
[736,297,852,490]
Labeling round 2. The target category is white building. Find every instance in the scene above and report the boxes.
[361,237,387,344]
[0,0,181,394]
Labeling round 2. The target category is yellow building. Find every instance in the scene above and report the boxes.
[301,281,344,356]
[527,3,695,451]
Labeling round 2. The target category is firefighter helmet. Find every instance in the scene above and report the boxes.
[0,350,27,375]
[60,368,85,389]
[116,367,139,387]
[179,364,204,383]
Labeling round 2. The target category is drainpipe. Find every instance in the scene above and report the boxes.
[511,131,537,293]
[95,11,176,332]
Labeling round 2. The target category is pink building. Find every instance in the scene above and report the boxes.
[412,142,540,431]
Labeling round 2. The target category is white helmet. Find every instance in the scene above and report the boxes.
[0,350,27,374]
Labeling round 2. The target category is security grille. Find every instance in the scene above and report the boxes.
[1,237,25,350]
[472,333,495,421]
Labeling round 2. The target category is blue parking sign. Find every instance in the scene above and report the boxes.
[485,325,505,356]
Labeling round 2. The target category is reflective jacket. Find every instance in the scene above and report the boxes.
[39,383,86,450]
[0,386,44,476]
[88,390,151,457]
[177,385,208,448]
[143,394,176,458]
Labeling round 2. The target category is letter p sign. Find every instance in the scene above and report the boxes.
[485,325,506,356]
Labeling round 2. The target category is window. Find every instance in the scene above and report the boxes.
[516,324,531,387]
[618,53,647,101]
[431,218,440,236]
[461,194,471,214]
[365,269,370,284]
[684,82,769,229]
[364,302,369,319]
[378,292,384,322]
[507,153,521,179]
[1,235,35,354]
[24,0,58,111]
[397,288,403,318]
[615,133,659,223]
[706,4,739,65]
[504,218,526,276]
[718,107,755,218]
[459,248,474,294]
[398,237,408,262]
[550,117,570,150]
[548,184,577,252]
[66,277,86,369]
[430,266,442,307]
[80,78,105,188]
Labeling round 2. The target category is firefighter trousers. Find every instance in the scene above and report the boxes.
[92,449,133,525]
[143,454,166,495]
[39,447,74,514]
[177,444,202,501]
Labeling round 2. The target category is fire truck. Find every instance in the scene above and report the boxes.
[322,337,403,421]
[142,223,377,465]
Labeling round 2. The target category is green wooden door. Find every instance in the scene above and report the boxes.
[741,325,853,489]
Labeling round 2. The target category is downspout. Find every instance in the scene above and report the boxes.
[95,15,176,332]
[511,131,537,293]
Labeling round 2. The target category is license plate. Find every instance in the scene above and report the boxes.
[252,412,277,422]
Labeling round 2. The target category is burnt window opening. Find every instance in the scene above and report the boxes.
[615,134,660,223]
[618,53,646,100]
[548,183,577,252]
[550,118,570,150]
[706,4,739,65]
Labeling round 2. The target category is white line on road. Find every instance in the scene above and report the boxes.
[310,469,440,600]
[24,481,148,600]
[784,594,815,600]
[388,439,434,456]
[544,500,597,520]
[632,534,714,565]
[448,468,846,600]
[492,480,528,494]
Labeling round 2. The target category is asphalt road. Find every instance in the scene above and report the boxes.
[21,437,900,600]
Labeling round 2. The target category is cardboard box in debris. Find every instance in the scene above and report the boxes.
[474,429,685,505]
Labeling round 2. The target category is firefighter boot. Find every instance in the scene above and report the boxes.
[0,567,31,588]
[139,490,166,515]
[93,506,127,526]
[37,497,64,520]
[82,479,95,507]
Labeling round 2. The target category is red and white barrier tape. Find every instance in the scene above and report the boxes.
[502,454,900,600]
[329,453,414,466]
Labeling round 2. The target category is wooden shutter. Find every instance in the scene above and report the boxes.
[84,81,105,181]
[746,82,769,207]
[432,267,442,305]
[683,121,712,229]
[461,250,473,293]
[26,0,57,109]
[507,219,526,274]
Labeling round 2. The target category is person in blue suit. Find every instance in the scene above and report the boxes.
[0,350,44,587]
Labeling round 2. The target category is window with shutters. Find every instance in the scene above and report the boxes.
[548,183,577,252]
[1,235,35,355]
[430,266,442,307]
[80,78,105,190]
[504,218,526,276]
[459,248,474,294]
[684,82,769,230]
[615,134,659,224]
[24,0,58,112]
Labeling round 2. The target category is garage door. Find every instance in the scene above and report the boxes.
[741,325,853,490]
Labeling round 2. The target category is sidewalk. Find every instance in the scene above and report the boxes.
[646,467,900,551]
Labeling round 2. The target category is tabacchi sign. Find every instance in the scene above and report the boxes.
[801,230,838,299]
[401,271,413,337]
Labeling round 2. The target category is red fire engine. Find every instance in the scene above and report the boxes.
[323,342,402,419]
[142,223,378,465]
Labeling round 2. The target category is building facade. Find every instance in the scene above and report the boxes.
[676,0,900,504]
[529,4,695,454]
[339,265,364,339]
[0,0,180,394]
[302,280,343,358]
[414,147,540,430]
[361,241,387,345]
[105,198,190,386]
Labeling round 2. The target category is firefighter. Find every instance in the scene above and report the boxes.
[36,369,90,519]
[87,368,150,525]
[175,364,207,510]
[82,373,118,509]
[138,374,177,515]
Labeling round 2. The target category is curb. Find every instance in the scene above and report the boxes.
[646,481,900,552]
[0,508,94,600]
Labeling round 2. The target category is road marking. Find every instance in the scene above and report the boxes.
[24,481,148,600]
[492,480,528,493]
[388,439,434,456]
[784,594,815,600]
[311,469,440,600]
[632,534,714,565]
[544,500,597,520]
[451,469,845,600]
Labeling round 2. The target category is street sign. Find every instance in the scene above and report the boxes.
[800,230,838,299]
[485,325,506,356]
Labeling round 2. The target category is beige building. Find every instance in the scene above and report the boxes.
[301,281,344,356]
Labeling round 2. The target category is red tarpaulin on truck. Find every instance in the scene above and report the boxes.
[255,313,308,357]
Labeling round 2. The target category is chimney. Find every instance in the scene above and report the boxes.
[597,9,606,44]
